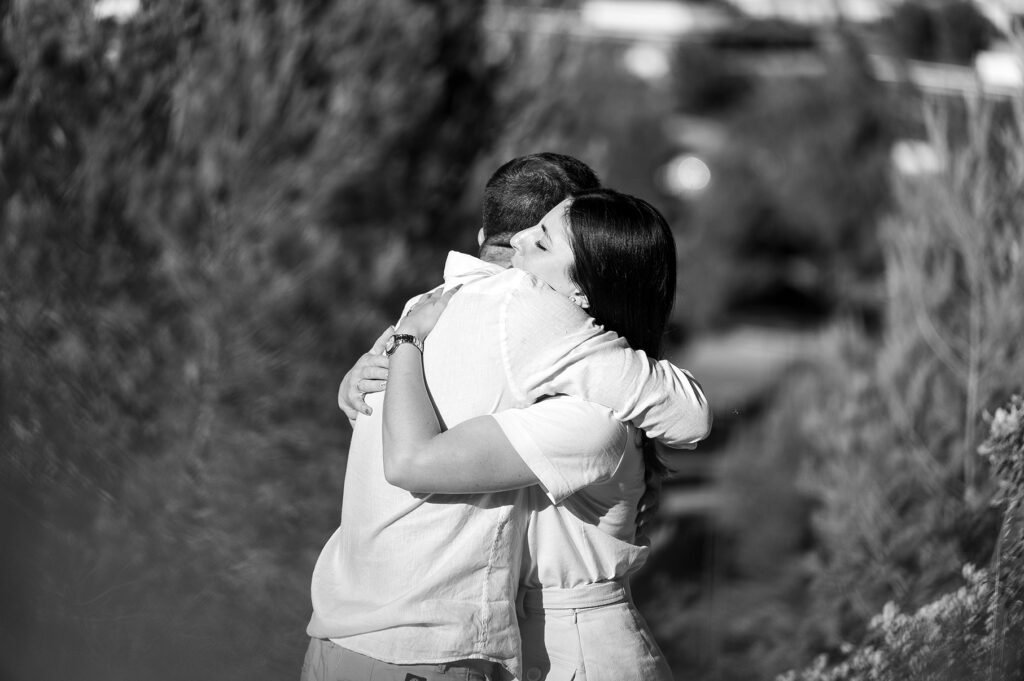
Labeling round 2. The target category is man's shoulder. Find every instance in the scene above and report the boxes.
[460,266,525,292]
[475,269,583,309]
[453,268,576,306]
[455,270,594,338]
[501,272,592,327]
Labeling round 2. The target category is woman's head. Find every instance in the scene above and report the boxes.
[510,189,677,357]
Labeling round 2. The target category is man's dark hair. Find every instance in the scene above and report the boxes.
[480,152,600,250]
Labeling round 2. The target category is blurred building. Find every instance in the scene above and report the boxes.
[726,0,887,23]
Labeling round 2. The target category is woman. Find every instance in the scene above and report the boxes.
[377,188,682,680]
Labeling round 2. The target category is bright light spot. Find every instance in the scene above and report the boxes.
[662,155,711,195]
[838,0,888,22]
[94,0,140,22]
[726,0,885,23]
[582,1,699,36]
[622,44,671,81]
[891,140,942,176]
[975,50,1024,91]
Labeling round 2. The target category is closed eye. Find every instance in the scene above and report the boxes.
[535,241,547,251]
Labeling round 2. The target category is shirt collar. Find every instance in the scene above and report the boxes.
[442,250,508,285]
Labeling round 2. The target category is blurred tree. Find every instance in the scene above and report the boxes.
[670,88,1024,681]
[0,1,504,678]
[673,43,753,115]
[781,395,1024,681]
[887,0,996,65]
[671,32,892,333]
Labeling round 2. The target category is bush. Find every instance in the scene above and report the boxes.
[0,1,502,679]
[763,91,1024,678]
[780,395,1024,681]
[887,0,996,65]
[659,69,1024,681]
[796,94,1024,654]
[671,34,892,331]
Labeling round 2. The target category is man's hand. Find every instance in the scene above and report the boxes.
[338,326,394,423]
[635,467,662,546]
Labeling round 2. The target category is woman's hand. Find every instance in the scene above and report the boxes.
[338,325,394,422]
[395,285,461,339]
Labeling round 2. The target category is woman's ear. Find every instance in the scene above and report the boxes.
[477,228,485,247]
[570,292,590,309]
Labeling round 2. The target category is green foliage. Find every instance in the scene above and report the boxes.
[797,95,1024,652]
[980,396,1024,509]
[886,0,995,65]
[671,35,892,330]
[0,1,502,678]
[661,70,1024,681]
[643,366,824,680]
[780,395,1024,681]
[0,3,699,677]
[478,24,681,216]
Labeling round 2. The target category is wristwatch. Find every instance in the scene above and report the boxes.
[384,333,424,357]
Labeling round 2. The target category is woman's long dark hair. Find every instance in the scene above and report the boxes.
[565,189,677,487]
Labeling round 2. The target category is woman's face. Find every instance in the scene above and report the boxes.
[509,198,577,298]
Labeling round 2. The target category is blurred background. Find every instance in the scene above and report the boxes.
[2,0,1024,679]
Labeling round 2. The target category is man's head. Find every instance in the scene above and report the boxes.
[479,153,600,261]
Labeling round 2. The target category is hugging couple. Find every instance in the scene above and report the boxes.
[302,153,711,681]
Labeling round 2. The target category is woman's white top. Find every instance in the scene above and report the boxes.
[523,433,646,590]
[492,399,648,590]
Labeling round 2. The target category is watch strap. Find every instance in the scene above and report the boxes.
[386,333,424,357]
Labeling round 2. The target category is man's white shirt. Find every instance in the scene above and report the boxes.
[307,252,710,678]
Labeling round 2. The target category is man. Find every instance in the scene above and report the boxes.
[304,153,710,681]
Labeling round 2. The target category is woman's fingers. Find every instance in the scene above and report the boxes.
[412,289,442,312]
[417,284,461,314]
[397,283,463,338]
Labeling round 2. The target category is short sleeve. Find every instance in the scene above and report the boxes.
[499,271,712,448]
[490,397,628,505]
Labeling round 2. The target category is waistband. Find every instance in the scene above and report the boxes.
[520,580,629,612]
[317,641,503,678]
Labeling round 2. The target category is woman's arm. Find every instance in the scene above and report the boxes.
[380,286,632,498]
[380,285,536,494]
[381,340,537,494]
[501,273,712,448]
[382,344,629,498]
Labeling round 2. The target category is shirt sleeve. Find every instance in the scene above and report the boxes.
[499,271,712,449]
[490,398,628,505]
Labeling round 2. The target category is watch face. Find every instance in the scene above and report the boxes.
[385,334,420,356]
